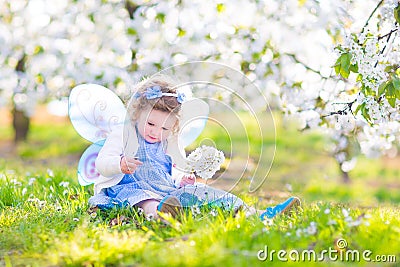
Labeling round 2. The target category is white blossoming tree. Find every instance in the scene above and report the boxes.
[1,0,399,183]
[332,0,400,155]
[125,0,399,182]
[0,0,132,142]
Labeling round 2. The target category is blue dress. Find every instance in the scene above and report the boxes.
[89,127,244,211]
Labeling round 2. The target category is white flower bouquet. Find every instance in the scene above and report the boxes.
[185,145,225,180]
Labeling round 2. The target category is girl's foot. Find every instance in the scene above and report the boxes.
[157,196,183,218]
[260,197,301,220]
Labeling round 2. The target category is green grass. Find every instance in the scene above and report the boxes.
[0,123,90,159]
[0,112,399,266]
[1,170,399,266]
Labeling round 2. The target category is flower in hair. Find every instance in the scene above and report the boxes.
[134,85,186,103]
[144,85,163,100]
[177,92,186,103]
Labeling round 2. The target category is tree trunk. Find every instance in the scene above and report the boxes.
[12,54,30,143]
[12,107,30,143]
[339,166,351,184]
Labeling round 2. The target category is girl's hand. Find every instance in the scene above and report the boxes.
[180,174,196,187]
[120,156,143,174]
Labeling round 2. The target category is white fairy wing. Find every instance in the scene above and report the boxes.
[69,83,126,186]
[68,83,127,143]
[179,98,209,148]
[77,140,105,186]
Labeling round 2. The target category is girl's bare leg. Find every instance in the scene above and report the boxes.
[137,199,160,217]
[235,205,260,217]
[137,196,183,221]
[243,206,265,217]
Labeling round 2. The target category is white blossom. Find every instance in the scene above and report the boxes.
[21,187,27,196]
[327,219,337,225]
[306,222,317,235]
[342,208,349,218]
[0,0,132,116]
[296,229,302,237]
[210,209,218,217]
[10,179,22,186]
[146,213,155,221]
[47,169,54,177]
[137,207,144,216]
[190,205,201,217]
[2,0,399,164]
[185,145,225,180]
[59,181,69,187]
[28,177,36,186]
[263,218,274,227]
[341,158,357,173]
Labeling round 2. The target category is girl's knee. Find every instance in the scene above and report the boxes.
[137,199,160,216]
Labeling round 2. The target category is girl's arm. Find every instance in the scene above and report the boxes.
[171,164,191,187]
[166,134,190,187]
[170,163,197,187]
[179,173,196,187]
[95,125,124,177]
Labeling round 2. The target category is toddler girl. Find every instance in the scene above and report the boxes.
[88,75,300,220]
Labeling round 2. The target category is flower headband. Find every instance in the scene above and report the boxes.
[134,85,186,103]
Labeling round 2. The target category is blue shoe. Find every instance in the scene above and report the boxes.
[157,196,183,218]
[260,197,301,220]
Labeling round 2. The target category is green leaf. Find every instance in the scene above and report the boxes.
[349,63,358,73]
[385,65,395,72]
[385,82,396,108]
[334,53,351,79]
[378,81,389,97]
[354,102,364,115]
[156,13,166,23]
[177,27,186,37]
[127,28,137,36]
[334,57,341,75]
[392,77,400,90]
[340,53,351,78]
[34,45,44,54]
[361,103,372,123]
[216,3,226,13]
[393,78,400,99]
[362,84,376,97]
[394,4,400,24]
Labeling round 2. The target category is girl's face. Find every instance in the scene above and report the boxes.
[137,108,178,143]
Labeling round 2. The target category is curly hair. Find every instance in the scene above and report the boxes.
[127,74,182,132]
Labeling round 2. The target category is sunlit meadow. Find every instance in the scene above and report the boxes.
[0,111,399,266]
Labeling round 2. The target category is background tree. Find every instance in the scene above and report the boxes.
[1,0,399,183]
[0,0,132,142]
[125,0,386,182]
